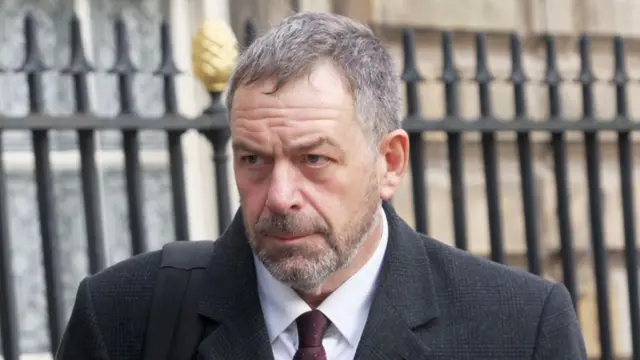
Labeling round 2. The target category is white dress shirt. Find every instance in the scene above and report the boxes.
[254,207,389,360]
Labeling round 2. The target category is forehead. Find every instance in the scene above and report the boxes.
[230,62,354,120]
[229,62,363,149]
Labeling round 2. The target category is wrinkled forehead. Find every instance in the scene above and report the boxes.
[228,64,363,145]
[230,62,354,115]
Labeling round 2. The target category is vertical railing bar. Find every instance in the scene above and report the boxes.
[244,20,257,48]
[78,130,107,271]
[110,15,147,254]
[475,32,504,264]
[517,133,542,275]
[481,134,503,263]
[510,33,541,275]
[579,34,613,360]
[402,28,428,235]
[63,13,107,273]
[32,129,65,350]
[122,130,146,254]
[612,35,640,360]
[19,13,65,350]
[441,31,467,248]
[447,133,466,249]
[618,131,639,360]
[584,132,612,359]
[290,0,301,12]
[167,131,189,240]
[517,136,541,274]
[407,138,427,234]
[0,133,20,360]
[544,34,579,309]
[201,92,232,234]
[155,19,189,241]
[212,131,232,233]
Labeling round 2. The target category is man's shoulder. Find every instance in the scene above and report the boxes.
[82,249,164,302]
[419,234,563,310]
[412,234,585,357]
[81,240,216,303]
[59,250,166,359]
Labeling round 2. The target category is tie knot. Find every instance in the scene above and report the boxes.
[296,310,330,348]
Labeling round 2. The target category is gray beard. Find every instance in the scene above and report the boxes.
[255,206,380,292]
[246,174,381,292]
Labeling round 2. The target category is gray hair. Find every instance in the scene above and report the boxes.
[225,12,402,147]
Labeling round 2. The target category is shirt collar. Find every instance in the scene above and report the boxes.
[254,206,389,346]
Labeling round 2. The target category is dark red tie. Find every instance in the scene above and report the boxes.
[293,310,330,360]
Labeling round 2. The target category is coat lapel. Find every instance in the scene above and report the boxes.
[196,211,274,360]
[354,202,440,360]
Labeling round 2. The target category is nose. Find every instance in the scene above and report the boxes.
[265,163,303,213]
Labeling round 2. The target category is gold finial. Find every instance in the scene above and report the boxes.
[192,20,239,93]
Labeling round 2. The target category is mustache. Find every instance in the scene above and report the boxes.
[254,213,329,237]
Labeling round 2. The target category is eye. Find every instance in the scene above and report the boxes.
[302,154,329,167]
[240,154,264,166]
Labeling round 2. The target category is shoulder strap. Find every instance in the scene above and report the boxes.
[142,240,215,360]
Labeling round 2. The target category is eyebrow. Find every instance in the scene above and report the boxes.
[288,136,343,154]
[231,140,266,155]
[231,136,343,155]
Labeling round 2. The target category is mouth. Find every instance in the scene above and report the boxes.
[268,234,310,242]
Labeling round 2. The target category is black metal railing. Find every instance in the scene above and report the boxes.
[400,28,636,360]
[0,13,233,360]
[0,13,638,360]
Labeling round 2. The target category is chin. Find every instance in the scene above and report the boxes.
[290,282,325,295]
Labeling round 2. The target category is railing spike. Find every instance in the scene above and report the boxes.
[509,32,528,118]
[578,34,595,119]
[108,15,136,114]
[18,12,48,73]
[578,34,596,86]
[244,19,257,48]
[109,15,137,74]
[440,31,460,117]
[18,12,47,113]
[63,13,95,74]
[544,34,562,118]
[474,32,493,117]
[474,32,493,84]
[544,35,561,86]
[508,33,527,84]
[612,36,629,118]
[154,19,180,114]
[401,28,423,121]
[153,19,180,76]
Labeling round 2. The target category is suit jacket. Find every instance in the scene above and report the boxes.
[56,202,587,359]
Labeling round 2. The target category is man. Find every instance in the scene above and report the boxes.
[56,11,587,360]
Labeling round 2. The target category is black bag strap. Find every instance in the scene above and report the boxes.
[142,240,215,360]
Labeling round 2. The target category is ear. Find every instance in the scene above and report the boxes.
[377,129,410,200]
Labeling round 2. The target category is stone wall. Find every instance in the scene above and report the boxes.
[230,0,640,358]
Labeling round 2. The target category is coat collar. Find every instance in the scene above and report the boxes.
[196,201,440,360]
[353,200,440,360]
[196,210,273,360]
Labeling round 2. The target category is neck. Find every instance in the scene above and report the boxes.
[296,209,384,308]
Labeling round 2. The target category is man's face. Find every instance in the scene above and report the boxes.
[230,62,381,292]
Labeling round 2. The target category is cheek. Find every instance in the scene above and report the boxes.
[304,170,367,224]
[336,166,378,210]
[236,178,267,218]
